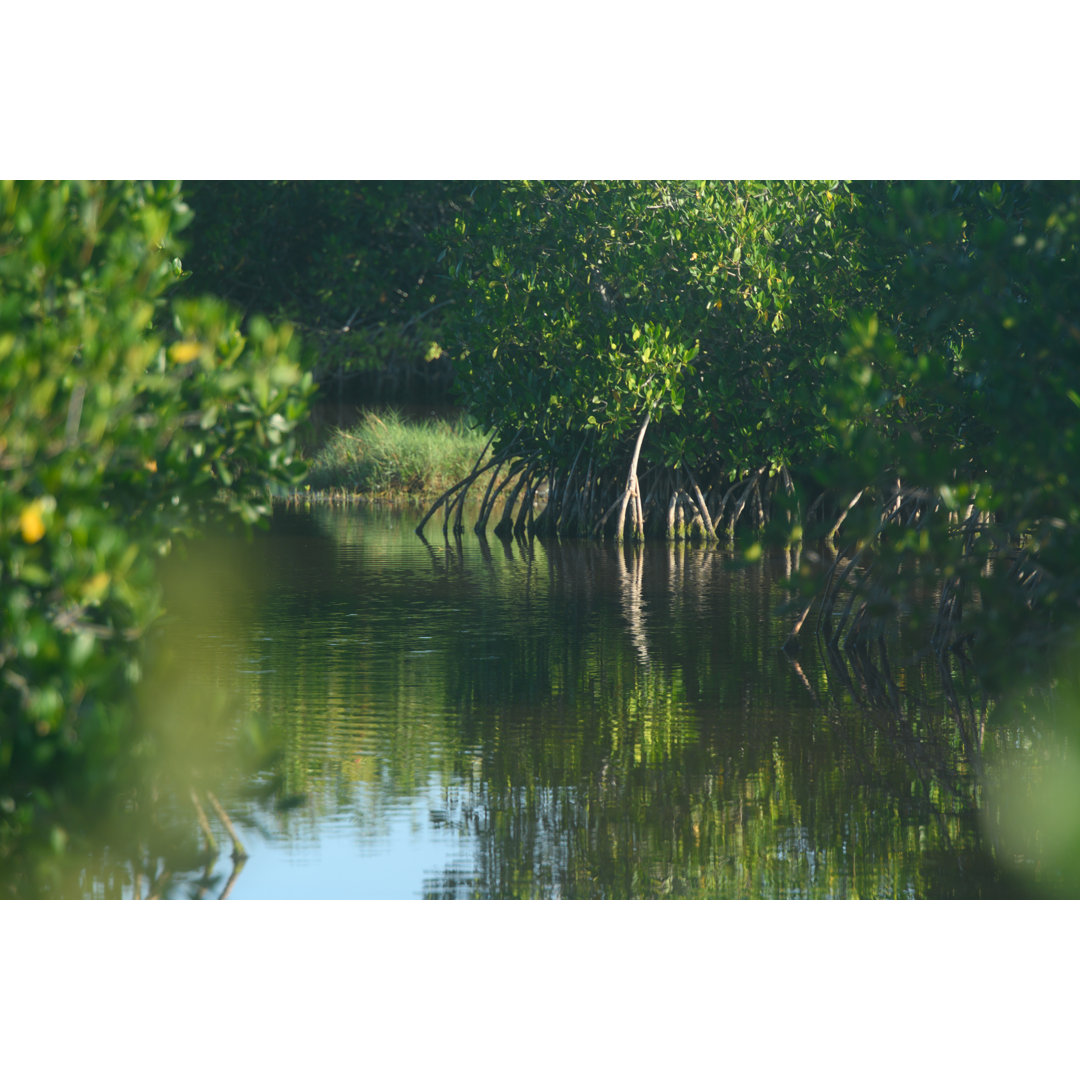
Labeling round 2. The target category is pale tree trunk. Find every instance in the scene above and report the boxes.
[616,410,651,543]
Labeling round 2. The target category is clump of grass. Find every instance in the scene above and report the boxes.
[304,410,491,497]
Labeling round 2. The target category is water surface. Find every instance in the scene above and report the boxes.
[134,502,1027,899]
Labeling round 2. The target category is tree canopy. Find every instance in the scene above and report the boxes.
[179,181,472,398]
[420,181,889,541]
[821,181,1080,684]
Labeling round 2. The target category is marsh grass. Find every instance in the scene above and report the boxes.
[303,410,491,497]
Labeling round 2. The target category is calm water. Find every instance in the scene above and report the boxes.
[34,502,1065,899]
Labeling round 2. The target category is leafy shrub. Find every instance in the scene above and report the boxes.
[0,180,313,845]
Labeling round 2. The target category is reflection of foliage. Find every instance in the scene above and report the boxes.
[26,503,1061,899]
[423,181,1080,754]
[215,508,1029,897]
[424,546,1014,899]
[0,532,290,898]
[980,631,1080,896]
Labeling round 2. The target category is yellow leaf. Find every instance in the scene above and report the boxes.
[169,341,202,363]
[714,299,722,310]
[20,503,45,544]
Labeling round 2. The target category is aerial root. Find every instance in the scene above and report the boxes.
[414,430,503,539]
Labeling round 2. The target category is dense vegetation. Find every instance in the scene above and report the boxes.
[420,181,1080,689]
[418,181,873,540]
[0,181,312,864]
[180,181,472,400]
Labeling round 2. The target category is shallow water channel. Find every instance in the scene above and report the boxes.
[73,502,1053,899]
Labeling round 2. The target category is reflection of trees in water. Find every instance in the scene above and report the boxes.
[0,529,289,899]
[31,508,1049,899]
[238,519,1024,898]
[617,546,650,668]
[241,513,1075,898]
[423,540,1020,899]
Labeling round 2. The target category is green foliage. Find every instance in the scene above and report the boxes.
[425,178,1080,887]
[305,410,490,496]
[0,180,313,847]
[820,181,1080,682]
[180,181,472,394]
[981,630,1080,897]
[433,179,1080,685]
[447,181,873,476]
[447,181,851,447]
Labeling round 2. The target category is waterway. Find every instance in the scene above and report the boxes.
[25,502,1073,898]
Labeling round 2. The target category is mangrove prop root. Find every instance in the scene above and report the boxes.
[826,488,865,550]
[146,871,171,900]
[415,442,502,539]
[594,491,624,539]
[415,471,474,537]
[218,859,244,901]
[416,446,1024,670]
[556,436,589,537]
[494,469,530,539]
[685,464,718,541]
[514,471,536,537]
[475,459,505,535]
[814,544,852,642]
[753,479,766,529]
[783,595,816,651]
[477,458,524,535]
[615,410,652,544]
[728,465,768,536]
